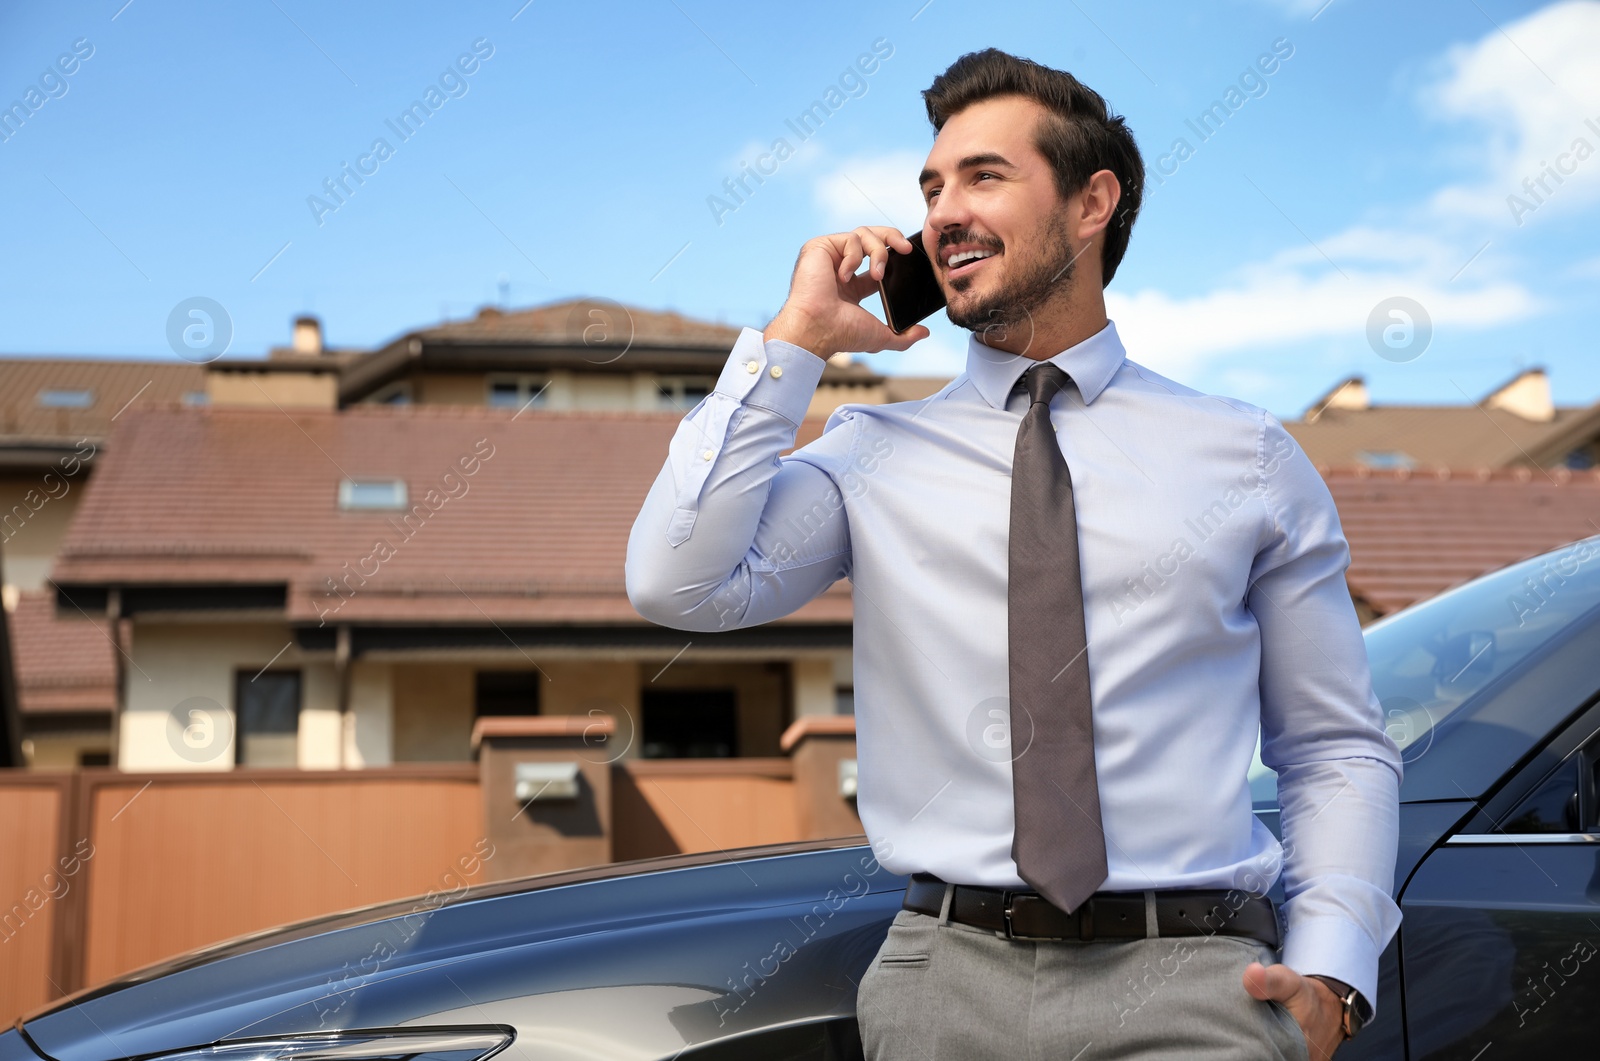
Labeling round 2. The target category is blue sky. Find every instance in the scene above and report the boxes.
[2,0,1597,419]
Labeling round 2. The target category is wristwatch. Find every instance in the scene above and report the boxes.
[1307,975,1371,1039]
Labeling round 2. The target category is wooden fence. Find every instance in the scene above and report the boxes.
[0,727,861,1028]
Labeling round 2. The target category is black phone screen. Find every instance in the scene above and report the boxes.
[878,230,946,334]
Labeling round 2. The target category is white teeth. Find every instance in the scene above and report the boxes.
[948,249,997,268]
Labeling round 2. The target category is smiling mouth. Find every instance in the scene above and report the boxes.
[946,250,1000,279]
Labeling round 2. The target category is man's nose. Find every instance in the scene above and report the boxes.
[924,189,970,259]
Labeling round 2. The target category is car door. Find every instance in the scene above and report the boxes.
[1400,702,1600,1059]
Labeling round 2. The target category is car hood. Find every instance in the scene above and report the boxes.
[21,839,902,1061]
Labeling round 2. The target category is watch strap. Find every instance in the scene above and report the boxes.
[1307,975,1369,1038]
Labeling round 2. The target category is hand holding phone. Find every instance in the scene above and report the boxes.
[764,226,932,359]
[878,230,947,334]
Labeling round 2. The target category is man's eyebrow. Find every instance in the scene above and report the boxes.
[918,153,1016,188]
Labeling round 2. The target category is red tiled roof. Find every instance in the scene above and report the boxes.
[50,405,851,625]
[0,359,205,448]
[9,589,115,713]
[46,405,1600,628]
[415,298,746,349]
[1327,466,1600,616]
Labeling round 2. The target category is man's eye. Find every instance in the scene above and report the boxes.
[924,188,940,202]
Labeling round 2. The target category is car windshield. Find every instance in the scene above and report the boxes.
[1250,535,1600,806]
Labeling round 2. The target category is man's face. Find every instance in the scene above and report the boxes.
[918,95,1086,336]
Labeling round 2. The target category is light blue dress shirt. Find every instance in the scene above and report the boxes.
[626,318,1403,1011]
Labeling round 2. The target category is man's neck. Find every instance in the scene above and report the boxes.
[973,296,1108,361]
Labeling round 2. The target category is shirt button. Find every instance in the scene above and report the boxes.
[702,450,714,460]
[769,365,783,379]
[745,360,759,373]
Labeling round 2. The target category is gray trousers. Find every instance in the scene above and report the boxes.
[856,899,1311,1060]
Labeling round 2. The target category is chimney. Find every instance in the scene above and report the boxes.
[291,315,324,356]
[1303,376,1368,423]
[1483,368,1553,422]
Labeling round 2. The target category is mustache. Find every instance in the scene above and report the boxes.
[936,230,1003,254]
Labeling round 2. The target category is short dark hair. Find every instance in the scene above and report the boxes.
[922,48,1144,287]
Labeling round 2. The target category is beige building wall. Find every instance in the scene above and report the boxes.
[391,661,474,762]
[119,621,386,771]
[413,373,496,405]
[208,371,338,409]
[295,659,394,768]
[22,729,113,769]
[792,656,838,719]
[0,474,86,594]
[537,657,641,757]
[391,370,724,413]
[348,660,395,766]
[117,634,850,769]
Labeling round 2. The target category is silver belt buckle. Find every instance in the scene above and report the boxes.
[1001,890,1071,941]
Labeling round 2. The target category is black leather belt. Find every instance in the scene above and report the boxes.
[903,872,1279,946]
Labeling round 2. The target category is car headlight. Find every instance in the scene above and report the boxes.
[142,1028,515,1061]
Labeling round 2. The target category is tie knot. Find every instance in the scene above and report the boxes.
[1023,362,1070,407]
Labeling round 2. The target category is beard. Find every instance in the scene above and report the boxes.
[944,211,1079,334]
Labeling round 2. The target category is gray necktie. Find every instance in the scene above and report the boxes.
[1008,361,1109,914]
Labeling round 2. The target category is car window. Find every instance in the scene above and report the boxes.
[1250,535,1600,807]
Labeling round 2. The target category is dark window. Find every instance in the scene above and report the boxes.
[488,381,522,408]
[475,670,541,717]
[641,689,737,758]
[236,670,301,766]
[1502,755,1583,833]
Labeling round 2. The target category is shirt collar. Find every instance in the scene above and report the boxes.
[964,317,1127,410]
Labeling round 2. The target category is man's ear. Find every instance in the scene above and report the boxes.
[1076,169,1120,240]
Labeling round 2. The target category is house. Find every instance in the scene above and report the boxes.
[1,300,948,769]
[0,357,207,766]
[1289,369,1600,472]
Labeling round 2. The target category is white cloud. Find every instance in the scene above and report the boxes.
[1107,257,1542,377]
[1114,2,1596,377]
[812,150,928,233]
[1423,0,1600,228]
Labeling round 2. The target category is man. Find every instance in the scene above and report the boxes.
[626,48,1400,1059]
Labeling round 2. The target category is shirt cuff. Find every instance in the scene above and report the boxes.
[1280,914,1382,1020]
[713,326,827,426]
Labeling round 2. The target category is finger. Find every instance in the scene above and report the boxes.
[844,305,928,353]
[854,227,890,280]
[800,236,847,280]
[1241,961,1271,1001]
[1254,960,1305,1004]
[882,323,931,351]
[864,225,911,254]
[838,233,866,284]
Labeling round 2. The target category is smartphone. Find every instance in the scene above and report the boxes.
[878,230,946,334]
